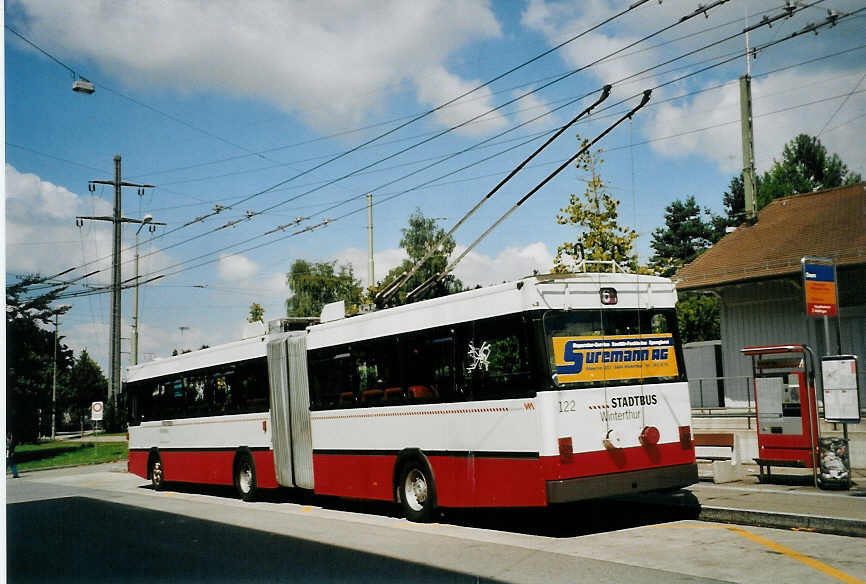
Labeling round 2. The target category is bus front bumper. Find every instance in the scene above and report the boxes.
[546,463,699,504]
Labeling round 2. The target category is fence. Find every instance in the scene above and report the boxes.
[689,374,866,425]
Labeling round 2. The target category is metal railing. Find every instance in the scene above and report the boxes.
[689,374,866,429]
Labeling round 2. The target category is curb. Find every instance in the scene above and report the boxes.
[7,460,127,475]
[698,506,866,538]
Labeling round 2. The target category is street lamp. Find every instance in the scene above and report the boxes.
[72,76,95,94]
[52,305,72,441]
[132,214,164,366]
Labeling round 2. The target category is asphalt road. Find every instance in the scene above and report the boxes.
[5,465,866,583]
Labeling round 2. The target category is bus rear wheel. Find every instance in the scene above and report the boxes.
[234,451,257,502]
[150,455,165,491]
[398,460,437,522]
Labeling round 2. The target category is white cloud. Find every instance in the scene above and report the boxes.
[5,164,172,282]
[512,90,557,130]
[521,0,663,89]
[335,241,552,289]
[10,0,503,133]
[414,66,508,135]
[261,272,288,296]
[334,246,408,288]
[218,253,258,281]
[452,242,554,286]
[643,69,866,174]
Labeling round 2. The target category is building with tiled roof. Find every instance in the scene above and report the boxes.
[674,182,865,407]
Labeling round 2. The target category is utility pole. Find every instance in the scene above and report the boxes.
[366,193,375,288]
[51,312,58,441]
[78,156,154,402]
[740,9,758,221]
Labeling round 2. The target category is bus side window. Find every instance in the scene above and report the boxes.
[404,328,454,403]
[464,315,532,400]
[355,337,400,407]
[309,348,355,409]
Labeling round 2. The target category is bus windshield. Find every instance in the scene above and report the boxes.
[542,308,683,388]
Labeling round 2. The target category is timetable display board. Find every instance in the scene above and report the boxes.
[801,258,838,317]
[821,355,861,423]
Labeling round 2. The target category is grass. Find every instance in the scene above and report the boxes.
[12,440,128,472]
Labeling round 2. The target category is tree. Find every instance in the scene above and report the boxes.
[649,196,716,277]
[676,293,720,344]
[286,259,363,317]
[554,141,638,273]
[757,134,861,208]
[63,350,108,431]
[247,302,264,324]
[709,173,755,236]
[377,209,463,307]
[6,275,72,442]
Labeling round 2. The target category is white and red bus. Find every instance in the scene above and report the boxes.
[127,273,697,521]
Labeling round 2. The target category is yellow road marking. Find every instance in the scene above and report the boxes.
[652,524,865,584]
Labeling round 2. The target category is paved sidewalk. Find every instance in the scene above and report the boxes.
[628,465,866,537]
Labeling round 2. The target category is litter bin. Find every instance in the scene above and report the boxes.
[818,437,850,489]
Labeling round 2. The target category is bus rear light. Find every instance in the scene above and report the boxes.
[640,426,660,446]
[679,425,692,448]
[558,437,573,463]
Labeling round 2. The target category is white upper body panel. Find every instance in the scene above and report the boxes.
[125,273,676,381]
[126,335,268,383]
[307,273,676,349]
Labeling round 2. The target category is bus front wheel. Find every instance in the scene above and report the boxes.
[398,460,437,522]
[234,451,257,502]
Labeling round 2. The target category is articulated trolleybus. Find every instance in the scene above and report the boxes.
[127,273,697,521]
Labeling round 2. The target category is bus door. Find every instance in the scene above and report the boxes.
[742,345,819,479]
[266,332,314,489]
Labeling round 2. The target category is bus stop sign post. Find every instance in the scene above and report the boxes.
[801,256,855,488]
[801,256,841,354]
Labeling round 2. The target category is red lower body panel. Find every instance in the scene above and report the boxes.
[127,449,279,489]
[311,443,694,508]
[312,453,547,507]
[541,442,696,480]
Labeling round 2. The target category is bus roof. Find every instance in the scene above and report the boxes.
[125,273,675,381]
[126,334,267,383]
[307,272,675,349]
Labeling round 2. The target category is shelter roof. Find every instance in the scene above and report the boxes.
[675,182,866,291]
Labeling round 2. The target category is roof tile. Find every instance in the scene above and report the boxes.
[675,182,866,290]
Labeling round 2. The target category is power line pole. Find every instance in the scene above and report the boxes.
[740,8,758,221]
[78,156,153,403]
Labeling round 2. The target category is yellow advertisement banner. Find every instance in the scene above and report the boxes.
[552,334,678,383]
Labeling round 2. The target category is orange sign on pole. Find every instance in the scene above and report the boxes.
[802,259,837,317]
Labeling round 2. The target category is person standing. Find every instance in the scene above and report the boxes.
[7,433,19,478]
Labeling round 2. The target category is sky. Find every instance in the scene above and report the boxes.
[4,0,865,375]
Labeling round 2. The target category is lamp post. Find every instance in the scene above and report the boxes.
[51,305,71,441]
[132,214,164,366]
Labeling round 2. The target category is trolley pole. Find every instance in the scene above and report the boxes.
[78,156,154,403]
